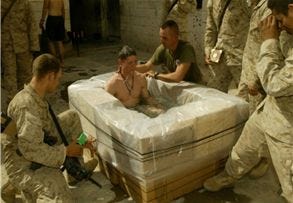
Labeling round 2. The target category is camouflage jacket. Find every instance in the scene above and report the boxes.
[7,85,66,168]
[1,0,39,53]
[205,0,251,66]
[257,35,293,142]
[241,0,271,87]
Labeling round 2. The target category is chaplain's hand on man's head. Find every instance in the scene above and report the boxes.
[259,15,280,41]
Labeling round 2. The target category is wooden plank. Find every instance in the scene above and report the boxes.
[98,155,225,203]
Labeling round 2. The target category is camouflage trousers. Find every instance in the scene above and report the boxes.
[166,0,195,41]
[225,110,293,202]
[4,110,83,202]
[236,82,266,115]
[207,61,242,94]
[2,50,33,101]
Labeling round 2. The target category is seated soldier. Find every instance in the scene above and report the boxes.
[106,46,164,117]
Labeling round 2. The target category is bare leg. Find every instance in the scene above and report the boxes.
[48,41,56,57]
[56,41,64,66]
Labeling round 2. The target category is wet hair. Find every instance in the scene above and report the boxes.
[32,54,61,79]
[268,0,293,15]
[160,20,179,35]
[118,45,136,60]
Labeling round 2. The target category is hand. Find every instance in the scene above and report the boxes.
[205,54,212,65]
[66,141,83,157]
[39,19,45,29]
[84,136,97,157]
[145,70,155,78]
[247,82,265,96]
[259,15,280,41]
[248,86,259,96]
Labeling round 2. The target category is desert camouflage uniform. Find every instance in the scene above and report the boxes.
[1,0,39,101]
[238,0,271,114]
[205,0,251,93]
[166,0,195,41]
[3,85,83,202]
[225,35,293,202]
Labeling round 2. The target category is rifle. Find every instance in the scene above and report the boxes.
[48,104,101,188]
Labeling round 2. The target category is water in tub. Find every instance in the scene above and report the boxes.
[132,96,178,118]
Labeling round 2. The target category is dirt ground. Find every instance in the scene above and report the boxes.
[1,40,285,203]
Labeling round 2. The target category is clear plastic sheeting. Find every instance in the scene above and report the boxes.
[68,72,249,179]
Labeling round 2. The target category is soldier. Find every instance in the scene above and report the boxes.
[135,20,202,83]
[236,0,272,179]
[203,0,293,202]
[238,0,271,114]
[2,54,95,202]
[1,0,39,110]
[204,0,251,93]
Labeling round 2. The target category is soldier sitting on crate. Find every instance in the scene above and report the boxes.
[105,45,165,118]
[1,54,97,202]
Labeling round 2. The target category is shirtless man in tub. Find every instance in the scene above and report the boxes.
[105,45,164,117]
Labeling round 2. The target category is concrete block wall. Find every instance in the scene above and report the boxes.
[120,0,209,78]
[119,0,166,53]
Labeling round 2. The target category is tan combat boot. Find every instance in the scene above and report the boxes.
[1,181,17,203]
[203,170,237,192]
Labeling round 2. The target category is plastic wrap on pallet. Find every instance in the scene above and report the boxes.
[68,72,249,179]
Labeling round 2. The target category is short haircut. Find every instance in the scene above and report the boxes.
[268,0,293,15]
[160,20,179,35]
[32,54,61,79]
[118,45,137,60]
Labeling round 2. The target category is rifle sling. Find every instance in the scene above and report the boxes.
[48,103,69,146]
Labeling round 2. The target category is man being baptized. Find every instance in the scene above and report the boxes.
[105,45,164,117]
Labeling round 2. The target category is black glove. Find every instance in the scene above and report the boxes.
[63,157,90,181]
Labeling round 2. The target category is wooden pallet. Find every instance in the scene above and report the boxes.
[98,155,226,203]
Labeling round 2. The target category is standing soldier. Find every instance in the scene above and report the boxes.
[238,0,271,114]
[204,0,251,93]
[1,0,40,110]
[203,0,293,202]
[237,0,272,178]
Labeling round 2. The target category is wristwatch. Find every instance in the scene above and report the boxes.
[154,72,160,79]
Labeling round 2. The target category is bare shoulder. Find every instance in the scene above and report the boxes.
[106,73,119,88]
[135,71,146,81]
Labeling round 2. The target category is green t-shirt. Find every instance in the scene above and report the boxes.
[150,40,201,83]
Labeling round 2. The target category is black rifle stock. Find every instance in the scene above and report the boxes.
[48,104,101,188]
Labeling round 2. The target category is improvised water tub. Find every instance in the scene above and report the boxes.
[68,72,249,202]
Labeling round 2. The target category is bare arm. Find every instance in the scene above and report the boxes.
[153,62,191,82]
[136,60,154,73]
[105,79,117,97]
[61,0,65,18]
[39,0,49,28]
